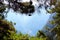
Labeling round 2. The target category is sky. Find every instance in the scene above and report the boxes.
[6,8,51,36]
[4,0,51,36]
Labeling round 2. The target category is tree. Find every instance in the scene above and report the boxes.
[48,0,60,40]
[0,2,6,13]
[0,19,16,40]
[37,30,46,38]
[50,0,57,5]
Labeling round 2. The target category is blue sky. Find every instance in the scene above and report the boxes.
[4,0,51,36]
[6,7,51,36]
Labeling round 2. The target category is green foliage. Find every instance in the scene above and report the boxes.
[30,37,47,40]
[8,0,35,14]
[0,2,6,13]
[20,5,35,13]
[50,20,55,24]
[48,0,60,40]
[50,0,57,5]
[0,19,16,40]
[37,30,46,38]
[47,8,55,13]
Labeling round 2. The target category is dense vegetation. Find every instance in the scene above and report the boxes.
[8,0,35,15]
[47,0,60,40]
